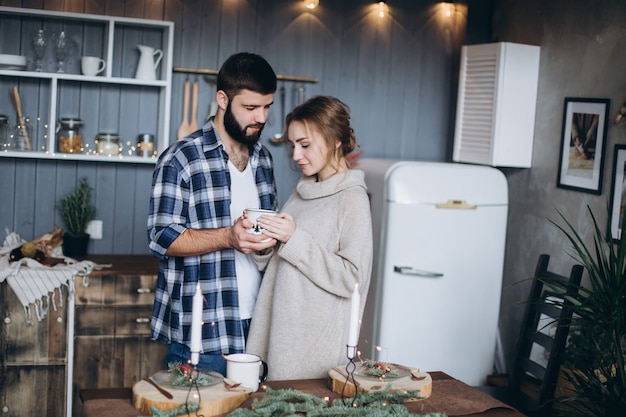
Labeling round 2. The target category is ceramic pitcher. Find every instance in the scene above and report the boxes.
[135,44,163,80]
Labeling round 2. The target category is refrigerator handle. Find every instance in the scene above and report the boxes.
[393,266,444,278]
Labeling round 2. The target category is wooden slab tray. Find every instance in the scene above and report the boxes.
[328,366,432,399]
[133,378,252,416]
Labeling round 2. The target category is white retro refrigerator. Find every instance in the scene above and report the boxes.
[358,158,508,386]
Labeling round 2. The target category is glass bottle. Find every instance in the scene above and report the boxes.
[56,118,83,153]
[32,29,46,72]
[13,117,32,151]
[54,31,68,73]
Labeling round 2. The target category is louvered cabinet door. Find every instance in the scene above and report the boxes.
[453,42,540,168]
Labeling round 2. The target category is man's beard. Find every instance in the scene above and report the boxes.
[223,102,265,147]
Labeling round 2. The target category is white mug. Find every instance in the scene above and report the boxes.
[245,209,277,235]
[81,56,106,76]
[224,353,268,392]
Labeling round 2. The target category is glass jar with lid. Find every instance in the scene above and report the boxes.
[95,133,121,156]
[57,118,83,153]
[136,133,155,157]
[14,117,32,151]
[0,115,9,150]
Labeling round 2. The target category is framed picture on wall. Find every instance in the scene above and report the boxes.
[609,145,626,241]
[557,97,610,194]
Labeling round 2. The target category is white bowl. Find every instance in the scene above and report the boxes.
[0,54,27,70]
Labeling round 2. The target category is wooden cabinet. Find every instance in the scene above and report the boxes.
[0,6,173,164]
[0,255,166,417]
[72,255,167,416]
[0,282,69,417]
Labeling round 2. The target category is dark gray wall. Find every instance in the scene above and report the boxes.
[0,0,465,255]
[491,0,626,372]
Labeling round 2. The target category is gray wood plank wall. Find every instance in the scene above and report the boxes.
[0,0,467,254]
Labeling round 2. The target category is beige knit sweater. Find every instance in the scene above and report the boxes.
[246,169,373,380]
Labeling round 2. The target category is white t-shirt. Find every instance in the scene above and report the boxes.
[228,160,262,319]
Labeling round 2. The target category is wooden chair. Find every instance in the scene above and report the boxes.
[482,254,583,416]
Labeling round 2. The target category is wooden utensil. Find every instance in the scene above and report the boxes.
[10,85,31,150]
[176,79,191,139]
[143,377,173,399]
[188,78,199,133]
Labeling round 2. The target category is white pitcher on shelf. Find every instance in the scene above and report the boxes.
[135,44,163,80]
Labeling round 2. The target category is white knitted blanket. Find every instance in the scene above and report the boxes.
[0,232,108,325]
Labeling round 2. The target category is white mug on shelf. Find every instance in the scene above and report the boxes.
[81,56,106,76]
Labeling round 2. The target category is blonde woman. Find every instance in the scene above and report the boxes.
[246,95,373,380]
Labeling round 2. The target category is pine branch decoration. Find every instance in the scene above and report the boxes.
[148,402,201,417]
[226,387,446,417]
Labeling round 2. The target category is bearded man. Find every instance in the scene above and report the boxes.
[147,52,278,375]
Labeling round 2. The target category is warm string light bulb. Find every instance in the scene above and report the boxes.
[304,0,319,10]
[377,1,388,18]
[442,2,453,17]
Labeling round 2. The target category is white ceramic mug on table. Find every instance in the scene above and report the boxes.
[81,56,106,76]
[224,353,268,392]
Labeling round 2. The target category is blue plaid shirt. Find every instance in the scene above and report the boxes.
[147,119,277,355]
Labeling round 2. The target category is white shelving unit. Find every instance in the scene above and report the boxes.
[0,6,173,164]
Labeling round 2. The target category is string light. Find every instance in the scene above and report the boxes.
[442,2,453,17]
[303,0,319,10]
[377,1,388,18]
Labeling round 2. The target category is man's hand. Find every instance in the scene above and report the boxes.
[230,215,277,254]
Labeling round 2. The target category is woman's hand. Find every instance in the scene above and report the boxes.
[257,212,295,243]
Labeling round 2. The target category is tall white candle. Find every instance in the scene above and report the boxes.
[190,283,203,365]
[347,283,360,359]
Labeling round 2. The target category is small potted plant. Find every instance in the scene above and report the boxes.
[57,177,95,258]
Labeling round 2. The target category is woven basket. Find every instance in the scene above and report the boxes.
[553,366,603,415]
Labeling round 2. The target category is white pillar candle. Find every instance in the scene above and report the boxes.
[190,283,203,365]
[347,283,360,359]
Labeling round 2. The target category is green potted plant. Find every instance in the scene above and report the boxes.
[57,177,95,258]
[544,206,626,416]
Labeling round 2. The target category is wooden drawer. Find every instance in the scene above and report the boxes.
[75,305,152,336]
[115,306,153,336]
[76,274,158,306]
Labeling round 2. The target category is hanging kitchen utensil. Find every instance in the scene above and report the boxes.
[292,84,306,107]
[177,78,191,139]
[188,78,199,133]
[10,86,31,150]
[270,86,286,144]
[298,84,306,105]
[204,74,218,122]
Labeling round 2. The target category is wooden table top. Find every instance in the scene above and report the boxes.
[80,371,526,417]
[246,373,525,417]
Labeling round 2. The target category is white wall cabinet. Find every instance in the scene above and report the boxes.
[453,42,540,168]
[0,6,173,164]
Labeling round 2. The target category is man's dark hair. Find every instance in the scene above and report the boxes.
[217,52,277,99]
